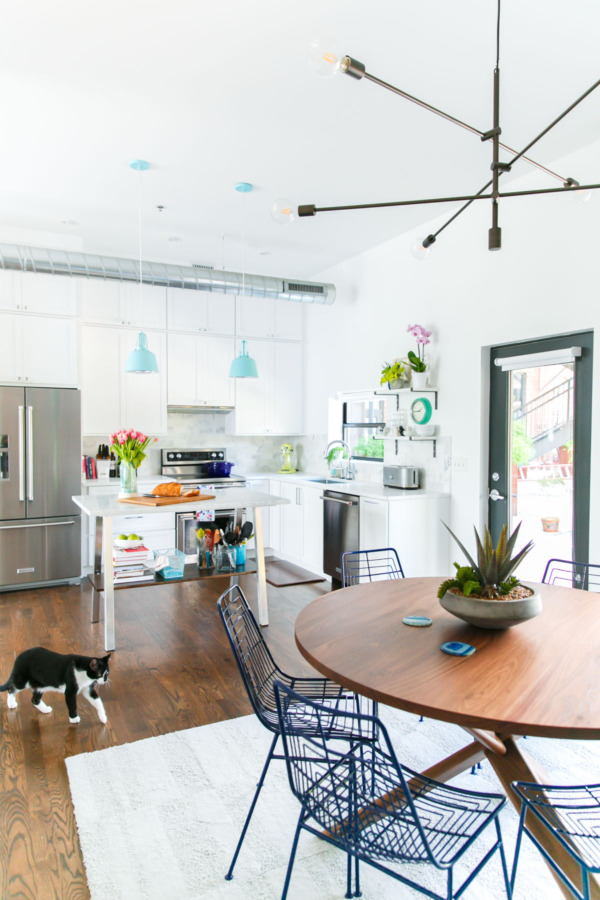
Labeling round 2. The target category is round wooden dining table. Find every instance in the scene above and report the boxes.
[295,577,600,899]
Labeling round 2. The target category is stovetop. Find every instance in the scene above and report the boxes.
[161,447,246,485]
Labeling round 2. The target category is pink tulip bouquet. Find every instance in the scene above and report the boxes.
[109,429,154,468]
[407,323,432,373]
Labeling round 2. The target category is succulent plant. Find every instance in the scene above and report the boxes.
[438,521,534,600]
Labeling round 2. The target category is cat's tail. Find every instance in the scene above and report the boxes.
[0,680,11,692]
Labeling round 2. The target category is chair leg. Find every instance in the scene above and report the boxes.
[495,818,513,899]
[510,803,528,895]
[225,732,279,880]
[281,807,305,900]
[346,852,353,899]
[354,855,361,898]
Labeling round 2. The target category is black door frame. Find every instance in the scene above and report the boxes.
[488,331,593,562]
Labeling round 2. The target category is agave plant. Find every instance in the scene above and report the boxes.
[438,521,534,600]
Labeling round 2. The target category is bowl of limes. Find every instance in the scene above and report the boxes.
[114,533,144,549]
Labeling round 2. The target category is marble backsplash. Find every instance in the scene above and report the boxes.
[83,415,451,491]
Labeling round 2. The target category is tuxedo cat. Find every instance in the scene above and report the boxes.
[0,647,110,724]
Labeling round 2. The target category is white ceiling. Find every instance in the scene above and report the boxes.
[0,0,598,279]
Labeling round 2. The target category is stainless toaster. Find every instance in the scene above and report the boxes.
[383,465,420,490]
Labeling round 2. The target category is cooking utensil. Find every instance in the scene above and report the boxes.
[240,521,253,540]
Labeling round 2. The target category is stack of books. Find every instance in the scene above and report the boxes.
[113,544,154,584]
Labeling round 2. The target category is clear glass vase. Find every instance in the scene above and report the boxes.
[118,461,138,497]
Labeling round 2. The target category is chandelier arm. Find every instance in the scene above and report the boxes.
[502,77,600,171]
[361,68,571,185]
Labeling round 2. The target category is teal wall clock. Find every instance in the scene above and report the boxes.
[410,396,433,425]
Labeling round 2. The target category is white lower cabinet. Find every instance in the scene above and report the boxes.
[268,480,323,574]
[246,479,271,550]
[81,325,167,435]
[359,497,389,551]
[231,340,303,435]
[387,496,450,577]
[0,313,78,386]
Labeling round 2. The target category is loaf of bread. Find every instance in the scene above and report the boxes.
[152,482,182,497]
[182,488,200,497]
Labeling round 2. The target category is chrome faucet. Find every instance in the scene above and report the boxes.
[324,439,355,480]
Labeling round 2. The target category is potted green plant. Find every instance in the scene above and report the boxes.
[438,521,540,628]
[538,475,566,533]
[380,359,409,389]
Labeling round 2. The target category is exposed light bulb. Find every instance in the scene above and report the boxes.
[576,188,592,203]
[309,37,344,78]
[271,198,296,225]
[410,240,431,260]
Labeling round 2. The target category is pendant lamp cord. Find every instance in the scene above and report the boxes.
[496,0,501,69]
[137,168,143,319]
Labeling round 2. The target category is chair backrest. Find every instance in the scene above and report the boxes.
[273,681,433,864]
[217,584,281,732]
[341,547,404,587]
[541,558,600,592]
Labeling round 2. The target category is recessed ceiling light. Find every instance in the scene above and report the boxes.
[259,250,271,256]
[168,236,182,242]
[61,219,79,226]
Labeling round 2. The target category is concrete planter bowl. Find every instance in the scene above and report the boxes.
[439,584,542,629]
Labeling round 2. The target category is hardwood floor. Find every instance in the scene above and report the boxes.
[0,574,331,900]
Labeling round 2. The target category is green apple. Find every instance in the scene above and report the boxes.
[128,534,139,541]
[117,534,128,540]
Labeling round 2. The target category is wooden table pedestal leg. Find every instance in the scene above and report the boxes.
[486,736,600,900]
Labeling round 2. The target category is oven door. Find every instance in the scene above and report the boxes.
[175,509,242,562]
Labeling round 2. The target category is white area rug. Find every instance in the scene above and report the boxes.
[66,708,600,899]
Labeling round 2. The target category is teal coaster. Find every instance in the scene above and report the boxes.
[441,641,476,657]
[403,615,433,627]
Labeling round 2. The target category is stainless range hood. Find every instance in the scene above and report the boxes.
[0,243,336,304]
[167,404,234,414]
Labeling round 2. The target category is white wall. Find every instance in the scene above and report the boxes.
[305,139,600,552]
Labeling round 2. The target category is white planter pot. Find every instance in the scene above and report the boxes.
[411,371,428,389]
[439,583,542,629]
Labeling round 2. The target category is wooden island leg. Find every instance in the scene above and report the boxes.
[102,515,115,651]
[252,506,268,626]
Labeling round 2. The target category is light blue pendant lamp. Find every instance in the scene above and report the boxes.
[229,182,258,378]
[125,159,159,374]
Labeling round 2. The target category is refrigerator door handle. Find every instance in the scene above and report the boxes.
[0,520,76,530]
[27,405,33,501]
[18,405,25,502]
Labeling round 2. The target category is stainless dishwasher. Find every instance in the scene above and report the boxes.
[323,490,360,587]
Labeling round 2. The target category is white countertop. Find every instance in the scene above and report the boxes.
[72,488,288,518]
[245,472,448,501]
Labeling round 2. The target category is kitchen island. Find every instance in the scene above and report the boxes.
[72,488,288,650]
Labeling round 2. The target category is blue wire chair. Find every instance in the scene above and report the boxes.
[542,559,600,592]
[511,781,600,900]
[274,681,512,900]
[341,547,405,587]
[217,584,378,882]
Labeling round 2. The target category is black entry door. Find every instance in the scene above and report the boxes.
[488,332,593,580]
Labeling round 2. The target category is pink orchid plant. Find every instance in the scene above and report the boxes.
[109,429,155,468]
[406,324,432,373]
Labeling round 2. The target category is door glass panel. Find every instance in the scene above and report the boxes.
[510,362,574,579]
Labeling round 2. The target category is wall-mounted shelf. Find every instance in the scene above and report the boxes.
[381,435,438,458]
[376,387,438,411]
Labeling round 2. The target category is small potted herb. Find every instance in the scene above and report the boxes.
[380,359,409,389]
[438,521,540,628]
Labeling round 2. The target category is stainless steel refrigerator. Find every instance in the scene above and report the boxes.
[0,386,81,590]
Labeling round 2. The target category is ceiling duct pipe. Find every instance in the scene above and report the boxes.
[0,243,336,305]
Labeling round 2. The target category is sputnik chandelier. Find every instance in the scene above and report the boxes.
[292,1,600,254]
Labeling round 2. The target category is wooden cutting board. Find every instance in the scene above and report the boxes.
[118,493,216,506]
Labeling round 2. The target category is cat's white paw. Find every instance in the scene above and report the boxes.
[35,701,53,714]
[7,694,17,709]
[98,710,107,724]
[69,715,81,724]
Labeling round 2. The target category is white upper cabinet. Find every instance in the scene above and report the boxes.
[0,313,78,386]
[167,287,235,335]
[231,339,303,435]
[20,273,77,316]
[236,297,303,340]
[0,271,77,315]
[81,279,166,330]
[167,333,235,407]
[81,325,167,435]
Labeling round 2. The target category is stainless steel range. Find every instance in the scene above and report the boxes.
[161,448,246,486]
[161,449,247,561]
